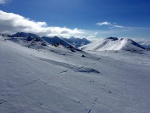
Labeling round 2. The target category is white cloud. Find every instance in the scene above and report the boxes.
[97,21,125,29]
[0,0,8,4]
[96,21,111,26]
[112,24,125,28]
[0,10,84,38]
[2,10,148,39]
[97,21,150,30]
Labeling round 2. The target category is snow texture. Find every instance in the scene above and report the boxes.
[0,36,150,113]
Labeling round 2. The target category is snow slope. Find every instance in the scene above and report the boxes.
[80,37,145,51]
[41,36,72,47]
[0,36,150,113]
[41,36,81,52]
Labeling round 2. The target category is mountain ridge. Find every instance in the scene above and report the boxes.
[80,37,145,51]
[1,32,149,51]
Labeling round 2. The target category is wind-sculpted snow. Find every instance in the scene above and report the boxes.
[37,57,100,73]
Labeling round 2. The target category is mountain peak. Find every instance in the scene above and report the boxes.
[80,37,145,51]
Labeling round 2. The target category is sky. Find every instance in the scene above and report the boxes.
[0,0,150,39]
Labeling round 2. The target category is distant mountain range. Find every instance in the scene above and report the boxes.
[63,37,91,48]
[9,32,90,49]
[1,32,150,51]
[11,32,40,38]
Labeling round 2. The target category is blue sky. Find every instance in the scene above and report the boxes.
[0,0,150,39]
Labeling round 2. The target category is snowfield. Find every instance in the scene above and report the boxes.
[0,36,150,113]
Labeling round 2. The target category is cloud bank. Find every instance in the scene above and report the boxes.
[0,10,84,37]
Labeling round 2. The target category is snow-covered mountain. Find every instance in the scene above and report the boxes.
[41,36,73,47]
[80,37,145,51]
[63,37,91,48]
[7,33,47,49]
[41,36,80,52]
[11,32,40,38]
[9,32,81,52]
[10,32,90,48]
[1,35,150,113]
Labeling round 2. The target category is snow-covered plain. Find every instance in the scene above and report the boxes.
[0,36,150,113]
